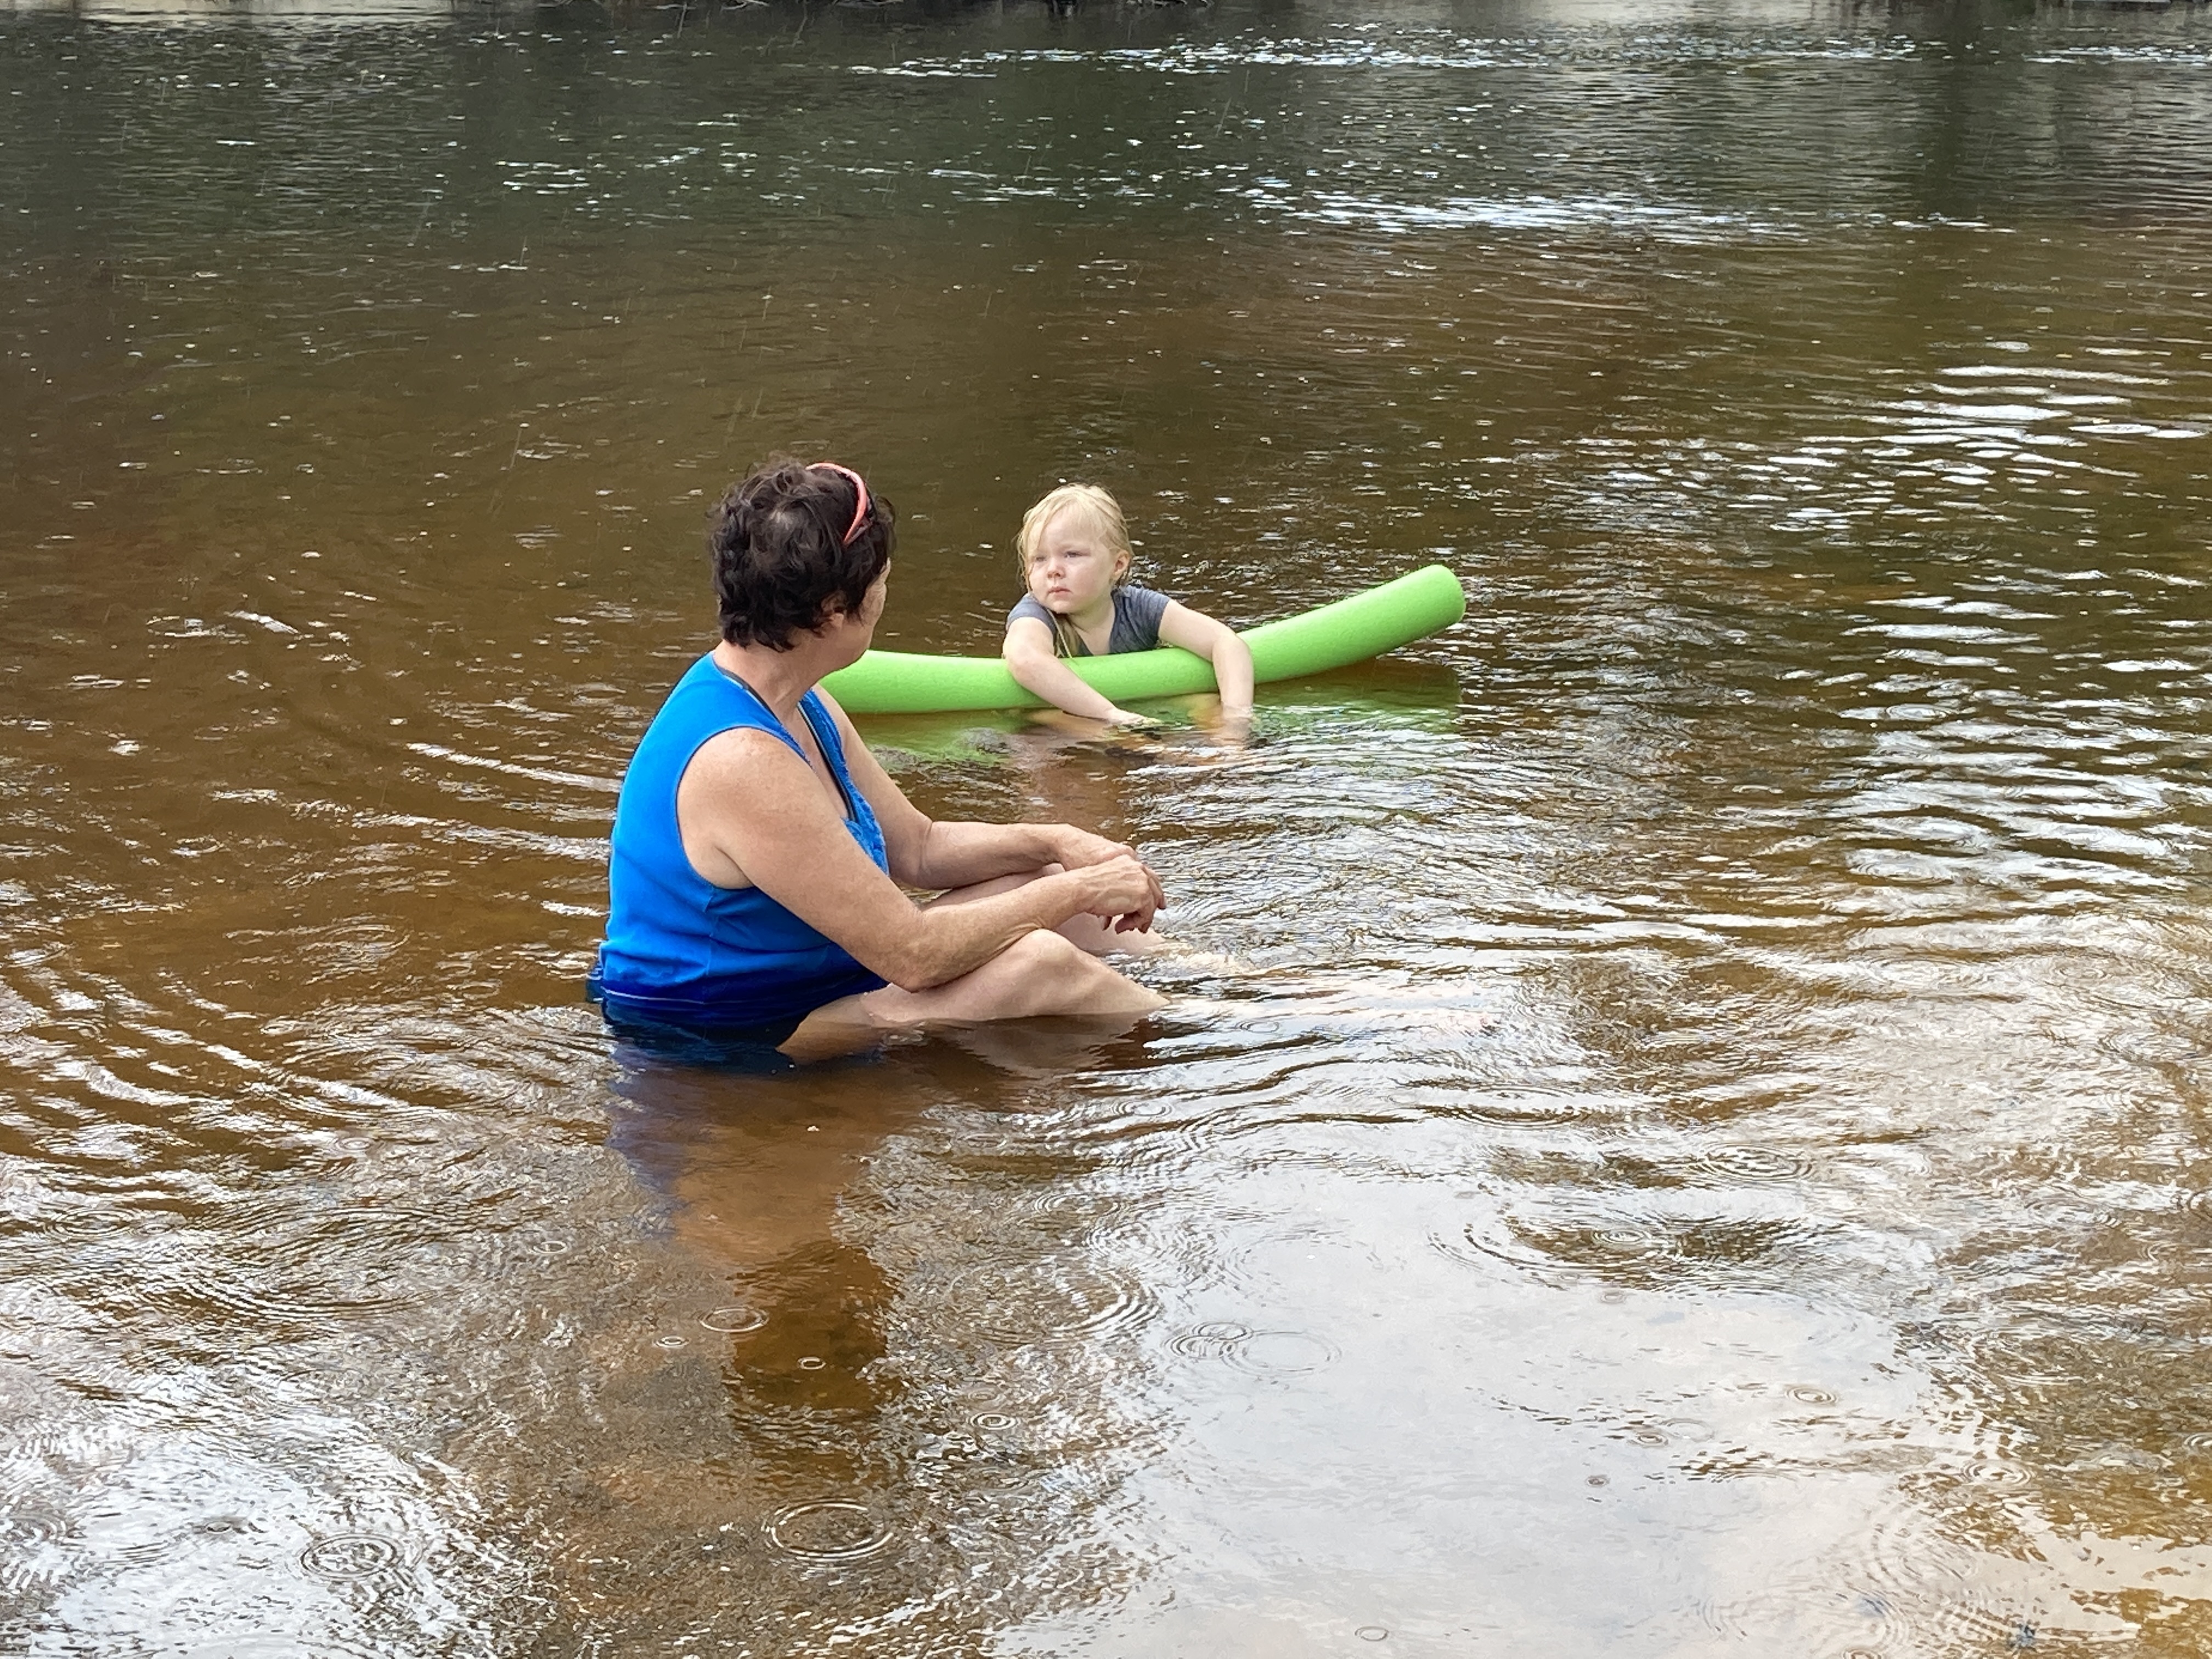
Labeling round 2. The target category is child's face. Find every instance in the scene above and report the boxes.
[1026,509,1129,615]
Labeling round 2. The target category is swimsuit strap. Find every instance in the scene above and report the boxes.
[717,669,860,823]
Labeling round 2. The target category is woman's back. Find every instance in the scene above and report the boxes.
[596,655,888,1028]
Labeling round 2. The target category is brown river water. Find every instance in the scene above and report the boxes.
[6,0,2212,1653]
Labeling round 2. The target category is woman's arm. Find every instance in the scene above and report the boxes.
[676,727,1160,990]
[1157,602,1254,715]
[820,692,1164,910]
[1002,615,1152,725]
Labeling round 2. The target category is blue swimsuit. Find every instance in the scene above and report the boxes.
[591,656,889,1033]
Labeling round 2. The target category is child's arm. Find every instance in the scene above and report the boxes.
[1003,616,1154,725]
[1158,603,1254,716]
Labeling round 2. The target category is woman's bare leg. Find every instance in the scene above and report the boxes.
[780,928,1164,1058]
[918,868,1167,957]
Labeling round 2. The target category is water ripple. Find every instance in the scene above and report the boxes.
[942,1259,1158,1347]
[762,1499,898,1564]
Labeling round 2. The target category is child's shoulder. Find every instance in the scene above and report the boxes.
[1115,585,1172,622]
[1110,585,1172,651]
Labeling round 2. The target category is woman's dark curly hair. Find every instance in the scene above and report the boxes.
[710,457,895,650]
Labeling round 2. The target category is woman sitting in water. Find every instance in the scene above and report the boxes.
[1002,483,1255,728]
[591,458,1166,1054]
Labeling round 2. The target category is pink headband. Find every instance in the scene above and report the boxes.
[810,462,871,546]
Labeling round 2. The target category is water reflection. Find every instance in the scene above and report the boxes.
[7,0,2212,1651]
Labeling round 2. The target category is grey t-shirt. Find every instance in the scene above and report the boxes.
[1007,585,1171,657]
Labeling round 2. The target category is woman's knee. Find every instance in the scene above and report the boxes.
[1002,926,1088,983]
[960,929,1112,1019]
[860,928,1157,1027]
[1000,929,1160,1016]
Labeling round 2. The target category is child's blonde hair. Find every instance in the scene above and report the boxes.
[1015,483,1132,583]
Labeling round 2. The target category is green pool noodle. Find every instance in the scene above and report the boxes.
[822,563,1467,715]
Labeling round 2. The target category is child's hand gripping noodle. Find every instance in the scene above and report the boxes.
[1001,483,1256,729]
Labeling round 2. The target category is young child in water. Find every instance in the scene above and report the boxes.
[1002,483,1255,728]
